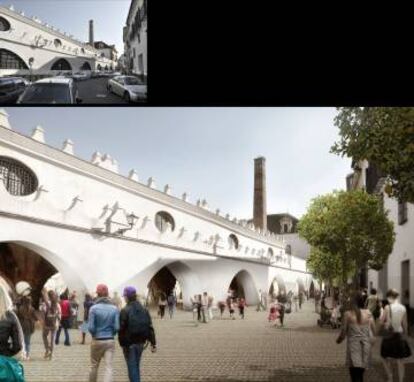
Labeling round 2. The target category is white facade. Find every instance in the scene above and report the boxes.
[0,5,117,76]
[0,110,314,309]
[123,0,147,77]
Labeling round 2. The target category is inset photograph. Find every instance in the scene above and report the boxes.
[0,0,147,105]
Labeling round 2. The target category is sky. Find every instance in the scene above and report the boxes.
[0,0,130,54]
[3,107,351,220]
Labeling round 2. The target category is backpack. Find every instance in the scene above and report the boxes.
[0,355,25,382]
[127,302,151,340]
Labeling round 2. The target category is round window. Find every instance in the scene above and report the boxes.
[0,157,38,196]
[154,211,175,233]
[0,17,11,32]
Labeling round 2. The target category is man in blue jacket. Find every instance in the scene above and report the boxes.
[88,284,120,382]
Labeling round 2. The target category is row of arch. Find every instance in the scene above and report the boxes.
[0,49,112,71]
[0,241,314,309]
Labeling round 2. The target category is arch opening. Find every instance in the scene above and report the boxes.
[80,62,92,71]
[51,58,71,71]
[0,49,29,70]
[269,276,286,298]
[228,270,258,305]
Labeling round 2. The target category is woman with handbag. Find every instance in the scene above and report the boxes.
[380,289,411,382]
[336,291,376,382]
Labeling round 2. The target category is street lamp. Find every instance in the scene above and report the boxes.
[116,212,139,235]
[28,57,34,82]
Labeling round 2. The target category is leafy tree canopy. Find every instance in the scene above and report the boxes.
[298,190,395,286]
[331,107,414,203]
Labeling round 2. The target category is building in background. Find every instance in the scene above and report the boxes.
[123,0,147,78]
[346,159,414,322]
[0,5,117,77]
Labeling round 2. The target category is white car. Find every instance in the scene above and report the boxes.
[72,72,90,81]
[107,75,147,102]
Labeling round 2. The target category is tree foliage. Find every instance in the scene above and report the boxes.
[331,107,414,203]
[298,190,395,287]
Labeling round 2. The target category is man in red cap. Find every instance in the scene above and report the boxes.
[88,284,119,382]
[119,286,156,382]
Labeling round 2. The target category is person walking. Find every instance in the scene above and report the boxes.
[218,301,226,318]
[88,284,120,382]
[167,292,176,319]
[55,292,71,346]
[336,291,376,382]
[158,293,167,319]
[229,299,236,320]
[207,295,214,320]
[238,298,246,319]
[40,288,61,360]
[80,293,94,345]
[268,299,280,327]
[365,288,380,321]
[119,286,156,382]
[299,291,304,309]
[16,295,37,360]
[380,289,412,382]
[69,291,79,329]
[201,292,209,323]
[196,294,202,321]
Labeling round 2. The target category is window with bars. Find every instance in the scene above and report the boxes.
[0,16,11,31]
[398,200,408,225]
[0,157,38,196]
[155,211,175,233]
[0,49,29,70]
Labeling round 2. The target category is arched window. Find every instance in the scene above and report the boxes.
[54,39,62,48]
[228,234,239,249]
[0,16,11,32]
[268,248,274,258]
[0,49,28,69]
[155,211,175,233]
[81,48,85,54]
[51,58,71,71]
[105,65,109,71]
[285,244,291,255]
[0,157,38,196]
[80,62,91,71]
[97,64,102,70]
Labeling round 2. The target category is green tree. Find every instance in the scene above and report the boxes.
[331,107,414,203]
[298,190,395,290]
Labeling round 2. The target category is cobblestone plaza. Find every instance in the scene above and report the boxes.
[22,301,414,382]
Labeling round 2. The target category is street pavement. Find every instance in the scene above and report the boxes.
[21,300,414,382]
[77,78,128,104]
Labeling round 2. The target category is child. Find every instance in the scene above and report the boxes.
[218,301,226,318]
[229,300,235,320]
[268,299,280,326]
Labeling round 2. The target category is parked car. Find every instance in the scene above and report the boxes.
[17,77,82,104]
[107,75,147,103]
[72,72,90,81]
[0,77,28,104]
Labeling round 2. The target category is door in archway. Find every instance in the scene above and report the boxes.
[147,266,181,308]
[229,275,245,299]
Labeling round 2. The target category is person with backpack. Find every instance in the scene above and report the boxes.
[16,295,38,361]
[119,286,156,382]
[88,284,119,382]
[166,292,176,319]
[40,288,61,360]
[55,292,71,346]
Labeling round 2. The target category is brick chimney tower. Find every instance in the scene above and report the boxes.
[89,20,94,46]
[253,156,267,231]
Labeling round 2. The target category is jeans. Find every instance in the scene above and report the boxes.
[123,343,144,382]
[55,319,71,345]
[89,339,115,382]
[23,332,31,355]
[42,328,55,353]
[168,305,174,319]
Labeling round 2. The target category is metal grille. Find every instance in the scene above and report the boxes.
[155,211,175,232]
[0,49,29,70]
[0,157,38,196]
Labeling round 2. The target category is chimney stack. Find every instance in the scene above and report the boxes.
[89,20,94,46]
[253,156,267,231]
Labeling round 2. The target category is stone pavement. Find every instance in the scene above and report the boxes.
[21,300,414,382]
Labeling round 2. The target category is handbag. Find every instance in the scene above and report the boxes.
[378,305,395,338]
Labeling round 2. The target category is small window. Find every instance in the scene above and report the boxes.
[155,211,175,233]
[0,16,11,32]
[0,157,38,196]
[284,224,289,233]
[228,234,239,249]
[398,200,408,225]
[268,248,274,258]
[54,39,62,48]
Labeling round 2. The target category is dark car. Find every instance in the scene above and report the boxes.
[17,77,82,105]
[0,77,28,104]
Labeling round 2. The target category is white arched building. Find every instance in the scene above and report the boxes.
[0,110,316,309]
[0,5,117,77]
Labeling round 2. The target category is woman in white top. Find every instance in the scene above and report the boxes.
[380,289,412,382]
